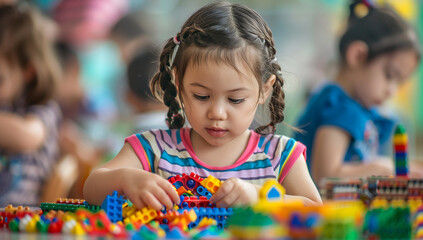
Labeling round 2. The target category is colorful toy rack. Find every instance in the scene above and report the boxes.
[320,176,423,203]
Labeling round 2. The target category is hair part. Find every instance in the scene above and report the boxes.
[0,3,61,106]
[150,1,285,134]
[339,1,421,64]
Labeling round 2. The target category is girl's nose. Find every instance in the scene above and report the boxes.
[207,101,227,120]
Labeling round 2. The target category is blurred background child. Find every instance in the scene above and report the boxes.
[294,0,423,184]
[125,47,168,134]
[0,3,62,206]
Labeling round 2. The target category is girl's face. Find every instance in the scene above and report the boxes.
[0,57,25,106]
[181,60,270,147]
[352,49,418,108]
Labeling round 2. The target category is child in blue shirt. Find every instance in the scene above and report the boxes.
[295,0,422,184]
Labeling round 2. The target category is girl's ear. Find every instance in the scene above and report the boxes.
[345,41,368,68]
[259,74,276,104]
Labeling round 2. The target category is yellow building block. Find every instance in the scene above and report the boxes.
[200,175,222,194]
[393,134,407,145]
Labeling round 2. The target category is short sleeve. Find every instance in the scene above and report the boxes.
[320,90,368,141]
[276,138,306,183]
[125,133,156,172]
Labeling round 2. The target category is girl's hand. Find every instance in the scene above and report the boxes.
[120,168,180,211]
[210,178,258,208]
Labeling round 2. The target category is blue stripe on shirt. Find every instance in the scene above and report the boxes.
[160,151,272,172]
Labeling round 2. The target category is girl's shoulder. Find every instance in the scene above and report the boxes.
[256,132,301,153]
[136,128,185,149]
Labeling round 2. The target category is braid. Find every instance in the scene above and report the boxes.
[255,35,285,134]
[150,37,185,129]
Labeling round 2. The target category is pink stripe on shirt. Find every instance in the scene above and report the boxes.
[278,141,306,183]
[125,135,151,171]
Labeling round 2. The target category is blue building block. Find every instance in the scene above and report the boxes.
[196,186,212,199]
[101,191,124,223]
[189,207,233,229]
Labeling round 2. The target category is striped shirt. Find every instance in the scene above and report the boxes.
[125,128,306,185]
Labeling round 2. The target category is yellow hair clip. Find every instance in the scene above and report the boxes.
[354,2,370,18]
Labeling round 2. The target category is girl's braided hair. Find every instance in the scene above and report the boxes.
[151,1,285,134]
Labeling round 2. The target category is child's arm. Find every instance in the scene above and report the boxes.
[83,143,180,210]
[282,153,322,205]
[0,112,46,152]
[312,126,393,184]
[210,154,322,207]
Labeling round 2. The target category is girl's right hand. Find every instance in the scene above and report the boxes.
[120,168,180,211]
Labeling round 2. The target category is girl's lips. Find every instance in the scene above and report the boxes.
[206,128,227,137]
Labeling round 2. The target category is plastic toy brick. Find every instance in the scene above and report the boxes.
[56,198,85,205]
[259,179,285,202]
[176,186,188,196]
[40,203,80,212]
[8,218,19,232]
[101,191,124,223]
[182,173,204,194]
[124,207,158,224]
[196,217,217,228]
[168,174,185,189]
[191,207,233,229]
[227,207,283,239]
[196,186,213,199]
[200,175,222,194]
[167,209,197,231]
[180,196,213,208]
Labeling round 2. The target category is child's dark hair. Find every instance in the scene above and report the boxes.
[127,48,159,102]
[339,0,421,63]
[0,3,61,106]
[150,1,284,134]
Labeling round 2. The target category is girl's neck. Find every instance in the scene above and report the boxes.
[334,67,358,100]
[190,129,251,167]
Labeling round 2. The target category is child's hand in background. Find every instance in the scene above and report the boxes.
[210,177,258,208]
[121,169,180,210]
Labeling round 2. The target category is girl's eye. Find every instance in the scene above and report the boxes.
[229,98,244,104]
[193,94,209,101]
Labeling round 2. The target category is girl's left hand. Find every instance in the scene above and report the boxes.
[210,177,258,208]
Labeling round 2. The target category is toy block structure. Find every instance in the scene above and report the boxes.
[393,124,409,177]
[101,191,124,223]
[319,178,364,201]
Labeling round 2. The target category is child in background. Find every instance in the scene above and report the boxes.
[125,47,168,134]
[294,0,422,184]
[84,1,321,210]
[0,4,62,206]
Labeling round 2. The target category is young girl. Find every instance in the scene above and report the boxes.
[0,4,62,206]
[84,1,321,210]
[294,0,422,184]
